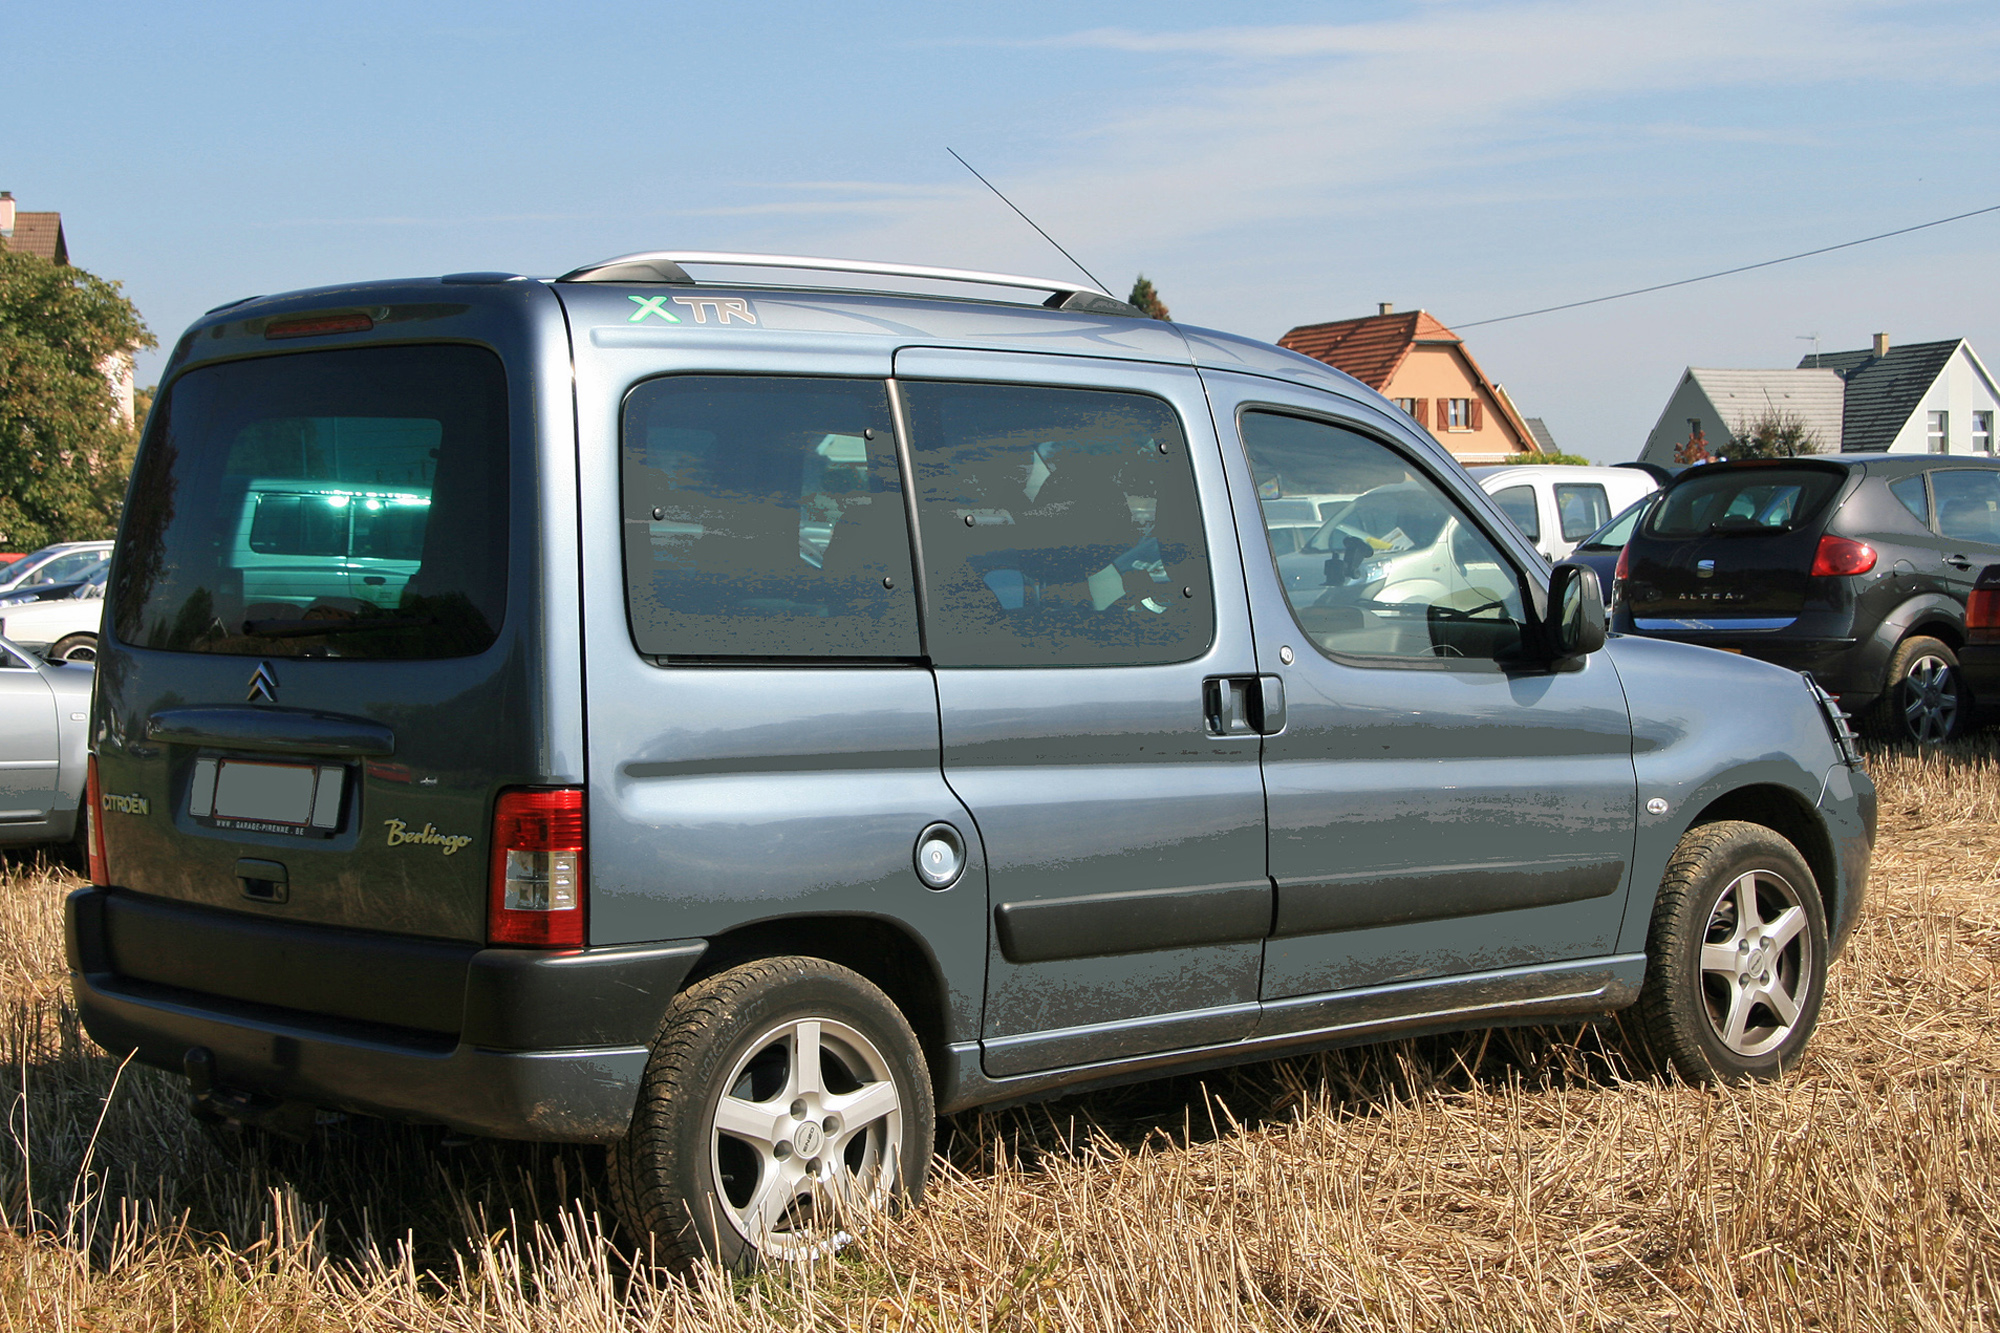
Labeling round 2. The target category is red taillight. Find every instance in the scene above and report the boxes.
[1810,534,1877,578]
[265,312,374,340]
[1970,582,2000,644]
[85,754,109,886]
[488,787,585,947]
[1614,543,1632,583]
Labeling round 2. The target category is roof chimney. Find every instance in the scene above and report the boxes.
[1873,332,1890,358]
[0,193,13,240]
[1378,302,1393,316]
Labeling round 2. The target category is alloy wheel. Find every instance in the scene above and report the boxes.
[1900,652,1959,744]
[1697,868,1813,1058]
[707,1016,903,1262]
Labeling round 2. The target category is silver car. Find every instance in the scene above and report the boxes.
[0,634,91,847]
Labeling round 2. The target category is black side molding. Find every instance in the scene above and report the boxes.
[994,880,1270,964]
[1273,857,1626,937]
[147,706,396,757]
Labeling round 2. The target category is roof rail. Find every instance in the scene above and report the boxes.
[555,251,1141,317]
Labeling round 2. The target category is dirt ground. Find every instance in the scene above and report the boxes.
[1,739,1995,1331]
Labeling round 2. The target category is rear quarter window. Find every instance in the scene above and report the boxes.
[620,375,917,659]
[113,344,510,659]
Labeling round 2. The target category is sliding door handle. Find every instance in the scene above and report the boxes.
[1204,675,1285,737]
[1249,675,1286,735]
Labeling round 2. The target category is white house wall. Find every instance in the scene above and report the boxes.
[1640,374,1726,466]
[1883,345,2000,454]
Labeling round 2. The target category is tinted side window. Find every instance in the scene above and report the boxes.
[1889,474,1930,525]
[1492,485,1540,541]
[1242,412,1527,664]
[621,376,917,659]
[901,382,1212,667]
[1555,483,1611,542]
[1931,469,2000,545]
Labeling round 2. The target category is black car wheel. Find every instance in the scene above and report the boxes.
[49,634,96,664]
[1869,634,1965,746]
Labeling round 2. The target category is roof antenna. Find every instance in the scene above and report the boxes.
[1796,332,1821,367]
[946,148,1112,295]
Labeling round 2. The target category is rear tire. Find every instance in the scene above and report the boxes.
[607,957,932,1273]
[49,634,96,664]
[1867,634,1965,745]
[1633,821,1829,1083]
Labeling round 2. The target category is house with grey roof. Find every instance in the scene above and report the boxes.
[1639,367,1845,466]
[1799,335,1998,455]
[1638,334,2000,464]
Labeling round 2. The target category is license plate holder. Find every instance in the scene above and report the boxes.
[188,757,345,838]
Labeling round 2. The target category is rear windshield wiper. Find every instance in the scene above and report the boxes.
[242,616,437,638]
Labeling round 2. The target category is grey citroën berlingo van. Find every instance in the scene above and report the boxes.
[69,253,1875,1271]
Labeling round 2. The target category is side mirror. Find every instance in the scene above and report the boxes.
[1546,562,1607,661]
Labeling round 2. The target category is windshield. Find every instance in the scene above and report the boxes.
[113,344,510,659]
[1578,494,1655,550]
[1646,467,1842,538]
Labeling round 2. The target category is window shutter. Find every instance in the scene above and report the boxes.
[1413,399,1429,429]
[1470,399,1484,431]
[1435,398,1451,429]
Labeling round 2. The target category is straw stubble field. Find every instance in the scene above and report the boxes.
[1,740,1997,1331]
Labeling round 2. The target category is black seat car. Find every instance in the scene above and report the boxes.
[1614,453,2000,744]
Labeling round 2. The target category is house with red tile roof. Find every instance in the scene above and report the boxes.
[1277,304,1541,463]
[0,193,133,424]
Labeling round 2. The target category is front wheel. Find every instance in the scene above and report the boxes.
[607,957,933,1273]
[1633,821,1829,1083]
[1868,634,1965,745]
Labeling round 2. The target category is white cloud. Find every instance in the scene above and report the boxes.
[761,0,1997,275]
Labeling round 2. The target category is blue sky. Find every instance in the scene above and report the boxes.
[12,0,2000,458]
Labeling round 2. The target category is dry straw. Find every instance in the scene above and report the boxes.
[1,738,1995,1329]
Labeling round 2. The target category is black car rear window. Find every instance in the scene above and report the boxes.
[1645,467,1842,538]
[113,345,510,659]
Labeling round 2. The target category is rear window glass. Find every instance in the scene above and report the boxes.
[1646,468,1842,538]
[900,381,1211,667]
[621,376,917,659]
[113,345,509,659]
[1555,483,1611,542]
[1491,485,1539,541]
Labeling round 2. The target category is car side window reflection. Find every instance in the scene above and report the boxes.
[1241,411,1528,665]
[1930,469,2000,545]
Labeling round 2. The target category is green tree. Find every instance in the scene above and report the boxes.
[1724,407,1824,460]
[1128,274,1170,321]
[0,248,154,548]
[1510,450,1595,466]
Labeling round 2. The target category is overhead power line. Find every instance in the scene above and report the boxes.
[1456,203,2000,330]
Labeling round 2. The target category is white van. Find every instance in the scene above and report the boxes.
[1469,464,1659,563]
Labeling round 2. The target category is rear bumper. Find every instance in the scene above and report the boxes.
[66,887,704,1142]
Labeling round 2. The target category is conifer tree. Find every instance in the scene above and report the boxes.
[1128,274,1170,321]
